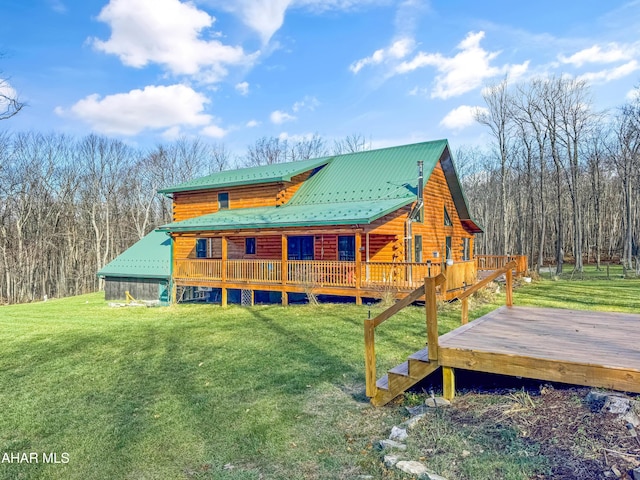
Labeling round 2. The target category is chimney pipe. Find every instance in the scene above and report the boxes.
[417,160,424,200]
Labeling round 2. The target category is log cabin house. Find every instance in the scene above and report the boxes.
[155,139,483,305]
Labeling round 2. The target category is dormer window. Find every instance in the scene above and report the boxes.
[218,192,229,210]
[444,206,452,226]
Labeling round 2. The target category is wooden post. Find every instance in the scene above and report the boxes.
[505,266,513,307]
[461,297,469,325]
[364,320,376,397]
[425,276,439,361]
[355,231,362,305]
[442,366,455,400]
[281,234,288,306]
[221,236,228,307]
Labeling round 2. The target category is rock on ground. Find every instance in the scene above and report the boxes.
[379,439,407,451]
[389,426,408,442]
[396,460,428,475]
[384,454,401,467]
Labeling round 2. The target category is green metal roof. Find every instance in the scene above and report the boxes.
[159,198,414,232]
[288,140,448,205]
[97,230,171,279]
[158,156,332,194]
[159,139,483,234]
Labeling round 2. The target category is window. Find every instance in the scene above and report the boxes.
[444,206,453,226]
[338,235,355,261]
[245,237,256,255]
[445,236,452,260]
[196,238,208,258]
[288,236,314,260]
[218,192,229,210]
[462,238,471,261]
[414,235,423,263]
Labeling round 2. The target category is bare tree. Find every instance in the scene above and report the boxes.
[332,133,371,155]
[612,91,640,269]
[0,55,24,120]
[475,78,514,255]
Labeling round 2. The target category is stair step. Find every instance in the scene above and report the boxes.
[408,347,430,362]
[376,375,389,390]
[389,361,409,376]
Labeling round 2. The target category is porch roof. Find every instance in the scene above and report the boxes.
[159,197,413,233]
[97,230,171,279]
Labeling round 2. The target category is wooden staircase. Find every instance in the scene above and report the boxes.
[364,261,518,407]
[371,347,440,406]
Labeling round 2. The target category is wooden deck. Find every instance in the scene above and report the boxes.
[366,262,640,406]
[438,306,640,393]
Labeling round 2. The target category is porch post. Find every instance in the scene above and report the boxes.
[281,234,288,306]
[221,236,228,307]
[365,233,370,282]
[355,230,362,305]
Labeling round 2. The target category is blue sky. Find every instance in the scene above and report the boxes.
[1,0,640,155]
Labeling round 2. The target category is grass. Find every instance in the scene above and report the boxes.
[0,277,638,479]
[537,263,640,281]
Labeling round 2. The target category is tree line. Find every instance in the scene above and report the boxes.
[0,132,369,304]
[463,77,640,275]
[1,76,639,304]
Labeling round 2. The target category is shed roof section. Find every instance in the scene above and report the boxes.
[158,156,331,194]
[97,230,171,279]
[288,140,448,205]
[160,198,413,232]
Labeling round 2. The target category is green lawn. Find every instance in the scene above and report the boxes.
[0,279,638,479]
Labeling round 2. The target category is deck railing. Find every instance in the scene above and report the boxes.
[287,260,355,287]
[174,258,482,292]
[228,260,282,283]
[174,259,222,280]
[364,260,517,401]
[476,255,527,275]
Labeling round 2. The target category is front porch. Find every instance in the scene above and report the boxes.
[172,255,524,305]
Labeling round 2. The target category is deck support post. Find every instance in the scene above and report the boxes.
[442,366,455,400]
[355,231,362,305]
[364,320,376,397]
[281,235,288,306]
[506,267,513,307]
[461,297,469,325]
[221,236,228,307]
[425,276,439,362]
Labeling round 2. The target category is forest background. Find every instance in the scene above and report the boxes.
[1,76,639,304]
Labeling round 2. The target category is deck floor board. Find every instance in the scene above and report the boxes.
[438,306,640,392]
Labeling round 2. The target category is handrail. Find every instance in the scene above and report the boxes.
[371,273,446,327]
[364,273,446,397]
[454,260,516,325]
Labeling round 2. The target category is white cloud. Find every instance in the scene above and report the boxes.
[200,124,227,138]
[235,81,250,95]
[577,60,640,84]
[270,110,296,124]
[395,31,529,99]
[440,105,487,131]
[233,0,292,44]
[47,0,67,13]
[626,87,640,102]
[350,37,415,73]
[292,95,320,112]
[246,119,260,127]
[162,126,183,140]
[277,131,316,143]
[58,84,212,135]
[92,0,253,82]
[0,80,19,115]
[559,43,633,67]
[218,0,385,44]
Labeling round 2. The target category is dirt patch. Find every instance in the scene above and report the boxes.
[426,385,640,479]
